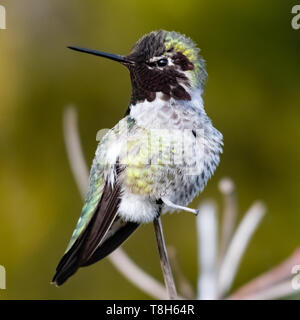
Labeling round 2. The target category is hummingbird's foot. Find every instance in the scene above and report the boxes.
[161,197,199,216]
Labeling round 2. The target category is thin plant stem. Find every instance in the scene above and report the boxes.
[153,217,178,300]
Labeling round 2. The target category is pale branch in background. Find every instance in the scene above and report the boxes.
[168,246,195,299]
[63,107,89,196]
[197,201,218,300]
[218,178,237,263]
[218,201,266,296]
[196,182,300,300]
[109,248,168,299]
[238,280,299,300]
[229,247,300,300]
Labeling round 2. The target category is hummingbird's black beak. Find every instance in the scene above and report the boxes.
[68,46,134,65]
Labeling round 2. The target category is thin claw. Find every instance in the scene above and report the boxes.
[161,197,199,215]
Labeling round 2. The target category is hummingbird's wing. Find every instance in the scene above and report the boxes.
[81,216,139,266]
[52,119,139,286]
[52,165,139,286]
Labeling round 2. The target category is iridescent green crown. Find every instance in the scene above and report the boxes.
[165,31,207,88]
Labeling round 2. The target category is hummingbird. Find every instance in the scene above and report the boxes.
[52,30,223,286]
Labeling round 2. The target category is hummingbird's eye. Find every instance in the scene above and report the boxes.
[157,58,168,67]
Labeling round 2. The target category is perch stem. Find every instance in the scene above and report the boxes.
[153,217,178,300]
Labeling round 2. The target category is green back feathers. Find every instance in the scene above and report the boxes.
[64,117,136,253]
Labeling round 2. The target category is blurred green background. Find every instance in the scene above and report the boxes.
[0,0,300,299]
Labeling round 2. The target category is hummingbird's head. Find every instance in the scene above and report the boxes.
[68,30,206,105]
[125,30,207,104]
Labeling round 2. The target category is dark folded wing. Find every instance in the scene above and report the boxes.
[82,218,139,266]
[52,170,127,286]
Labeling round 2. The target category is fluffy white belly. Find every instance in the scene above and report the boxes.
[118,192,159,223]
